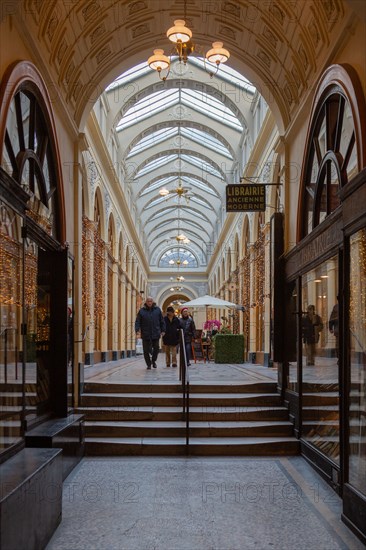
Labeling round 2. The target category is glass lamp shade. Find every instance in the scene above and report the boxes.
[159,187,170,196]
[169,259,175,265]
[167,20,192,43]
[148,49,170,71]
[205,42,230,64]
[182,259,189,265]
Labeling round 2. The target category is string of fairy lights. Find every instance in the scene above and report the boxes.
[0,232,22,306]
[0,232,38,309]
[82,216,106,320]
[350,229,366,327]
[236,228,270,338]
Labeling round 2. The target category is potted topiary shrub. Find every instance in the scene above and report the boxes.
[214,332,245,363]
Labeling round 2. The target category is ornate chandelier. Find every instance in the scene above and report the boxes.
[148,16,230,81]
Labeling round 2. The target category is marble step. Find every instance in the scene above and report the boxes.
[0,392,38,406]
[0,419,22,437]
[80,392,282,407]
[302,393,339,406]
[85,436,300,456]
[83,381,277,394]
[85,420,294,438]
[76,405,290,422]
[302,406,339,420]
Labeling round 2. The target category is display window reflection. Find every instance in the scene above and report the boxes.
[0,201,23,454]
[348,228,366,493]
[301,255,340,463]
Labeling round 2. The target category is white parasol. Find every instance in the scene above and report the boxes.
[182,295,236,325]
[182,295,236,308]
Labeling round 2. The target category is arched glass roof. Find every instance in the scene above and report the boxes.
[104,57,257,269]
[159,248,198,268]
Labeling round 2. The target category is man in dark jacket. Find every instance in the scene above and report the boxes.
[163,306,181,367]
[179,307,196,366]
[135,296,165,369]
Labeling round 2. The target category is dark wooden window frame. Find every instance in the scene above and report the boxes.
[297,64,366,242]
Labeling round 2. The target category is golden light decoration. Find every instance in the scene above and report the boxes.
[93,225,106,321]
[82,216,94,317]
[159,180,192,204]
[0,232,22,306]
[82,216,106,321]
[24,248,38,309]
[350,228,366,327]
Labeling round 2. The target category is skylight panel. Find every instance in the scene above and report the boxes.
[128,127,178,158]
[184,219,212,235]
[135,154,177,177]
[190,196,214,208]
[117,89,178,131]
[145,196,170,209]
[189,57,256,93]
[106,62,151,91]
[181,154,223,179]
[181,89,243,131]
[159,248,198,268]
[150,220,173,231]
[148,207,176,222]
[181,207,210,222]
[182,176,219,196]
[140,176,176,197]
[181,127,233,158]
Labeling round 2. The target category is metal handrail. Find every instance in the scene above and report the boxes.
[178,329,190,450]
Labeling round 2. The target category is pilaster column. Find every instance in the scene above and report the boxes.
[249,245,256,355]
[112,260,119,356]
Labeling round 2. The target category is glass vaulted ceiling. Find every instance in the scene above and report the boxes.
[104,58,256,270]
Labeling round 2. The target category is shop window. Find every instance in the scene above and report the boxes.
[1,62,67,456]
[298,65,365,240]
[2,90,59,239]
[0,201,23,453]
[285,281,298,393]
[301,255,339,463]
[348,228,366,493]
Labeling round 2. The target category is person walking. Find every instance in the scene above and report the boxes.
[302,304,323,366]
[163,306,181,367]
[179,307,196,366]
[135,296,165,369]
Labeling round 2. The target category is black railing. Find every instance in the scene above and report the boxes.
[178,329,190,450]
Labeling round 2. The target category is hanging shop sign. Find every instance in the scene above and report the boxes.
[226,184,266,212]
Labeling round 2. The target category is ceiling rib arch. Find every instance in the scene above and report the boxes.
[138,172,221,200]
[125,120,236,161]
[113,78,249,133]
[131,149,228,182]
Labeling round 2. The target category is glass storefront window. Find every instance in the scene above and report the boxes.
[287,282,298,392]
[0,200,24,454]
[67,255,74,409]
[301,255,340,463]
[349,228,366,493]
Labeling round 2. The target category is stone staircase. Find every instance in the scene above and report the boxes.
[0,382,37,448]
[78,381,300,456]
